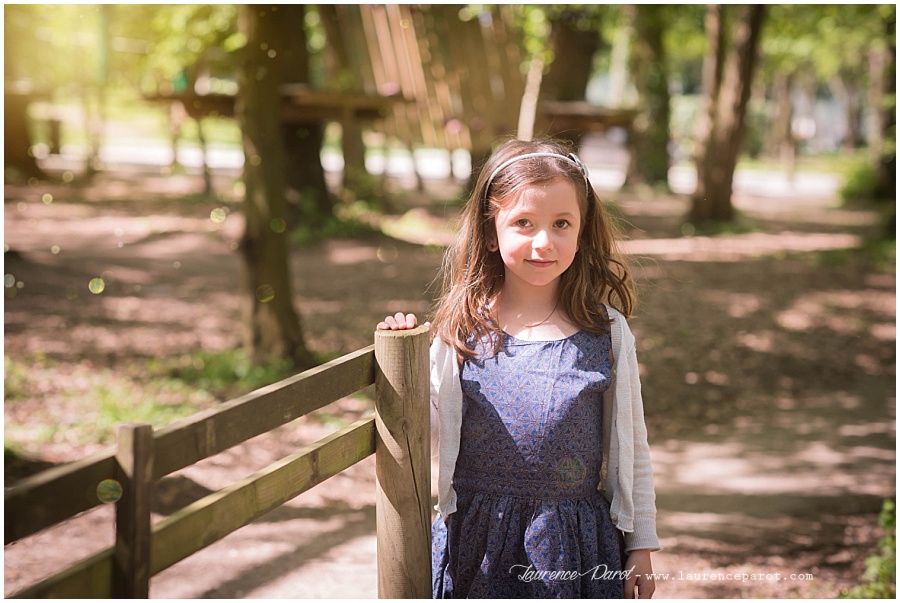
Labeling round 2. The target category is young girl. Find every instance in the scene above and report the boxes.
[378,138,659,598]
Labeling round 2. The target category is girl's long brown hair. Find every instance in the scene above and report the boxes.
[431,138,635,360]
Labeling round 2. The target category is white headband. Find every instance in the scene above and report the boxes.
[484,152,591,196]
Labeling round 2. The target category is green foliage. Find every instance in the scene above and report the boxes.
[3,348,294,448]
[150,348,293,399]
[303,6,328,88]
[5,4,110,90]
[290,201,381,247]
[734,149,869,177]
[815,239,895,274]
[762,5,889,79]
[144,5,239,84]
[4,353,34,402]
[504,5,553,66]
[4,444,24,463]
[863,239,895,271]
[759,2,895,146]
[839,159,895,206]
[308,411,352,430]
[4,4,241,95]
[743,99,769,159]
[661,4,707,94]
[93,381,200,443]
[669,95,701,159]
[840,499,896,599]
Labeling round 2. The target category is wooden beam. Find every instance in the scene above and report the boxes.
[4,450,117,544]
[12,417,375,599]
[5,346,375,544]
[9,549,114,598]
[374,326,431,598]
[150,417,376,575]
[152,346,375,479]
[145,90,402,124]
[10,418,376,597]
[113,423,154,598]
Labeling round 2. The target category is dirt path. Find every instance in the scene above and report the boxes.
[4,167,895,598]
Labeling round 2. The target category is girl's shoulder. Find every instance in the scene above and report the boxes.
[602,304,635,350]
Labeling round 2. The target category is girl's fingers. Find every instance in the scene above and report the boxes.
[376,313,426,330]
[624,576,636,599]
[392,312,417,329]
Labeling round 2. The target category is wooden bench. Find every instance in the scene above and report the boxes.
[5,326,431,598]
[535,100,637,144]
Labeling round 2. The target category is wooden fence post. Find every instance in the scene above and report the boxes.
[112,423,154,598]
[374,325,431,598]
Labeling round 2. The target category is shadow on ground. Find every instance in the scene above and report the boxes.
[4,166,895,598]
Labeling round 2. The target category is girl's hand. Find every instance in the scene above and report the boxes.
[624,549,655,598]
[377,312,430,331]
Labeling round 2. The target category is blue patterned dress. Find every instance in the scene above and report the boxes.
[432,330,624,598]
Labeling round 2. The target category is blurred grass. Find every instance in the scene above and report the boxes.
[815,239,896,272]
[736,149,870,178]
[4,348,294,450]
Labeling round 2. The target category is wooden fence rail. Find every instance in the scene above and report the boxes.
[5,326,431,598]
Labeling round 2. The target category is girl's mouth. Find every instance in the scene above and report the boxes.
[526,259,555,268]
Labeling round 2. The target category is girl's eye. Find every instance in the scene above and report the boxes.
[515,219,531,228]
[554,220,570,228]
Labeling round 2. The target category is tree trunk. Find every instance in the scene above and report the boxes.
[279,7,333,224]
[195,117,213,197]
[872,10,895,236]
[691,5,765,223]
[870,13,896,197]
[236,4,315,368]
[831,70,864,150]
[3,92,44,179]
[319,5,371,198]
[282,122,332,220]
[766,70,797,179]
[3,8,42,179]
[541,11,600,103]
[626,4,671,188]
[530,9,600,151]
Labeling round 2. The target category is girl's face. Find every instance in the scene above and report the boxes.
[491,177,581,292]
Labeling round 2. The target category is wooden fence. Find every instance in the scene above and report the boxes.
[5,326,431,598]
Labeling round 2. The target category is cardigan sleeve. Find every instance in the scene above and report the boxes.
[429,339,441,458]
[619,329,660,552]
[431,337,463,518]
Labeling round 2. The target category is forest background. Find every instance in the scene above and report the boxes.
[4,4,896,599]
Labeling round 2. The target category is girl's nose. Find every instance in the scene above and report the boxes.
[533,229,552,250]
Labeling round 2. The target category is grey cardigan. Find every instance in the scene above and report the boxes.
[429,306,660,552]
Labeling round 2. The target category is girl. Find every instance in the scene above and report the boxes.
[378,138,659,598]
